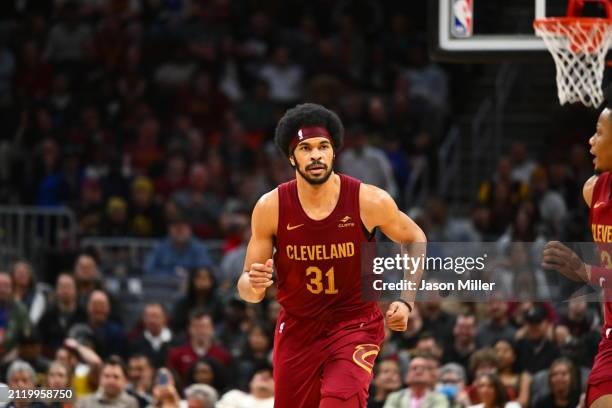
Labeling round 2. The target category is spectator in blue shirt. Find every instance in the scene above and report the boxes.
[144,211,212,276]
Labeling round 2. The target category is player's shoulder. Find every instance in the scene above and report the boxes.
[254,188,279,212]
[359,183,395,209]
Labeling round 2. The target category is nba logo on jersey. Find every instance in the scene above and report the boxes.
[451,0,473,38]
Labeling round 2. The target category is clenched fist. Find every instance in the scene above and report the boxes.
[386,301,411,331]
[249,258,274,294]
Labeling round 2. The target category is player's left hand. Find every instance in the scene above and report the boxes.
[386,301,410,331]
[541,241,589,282]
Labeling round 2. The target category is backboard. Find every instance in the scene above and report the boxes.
[429,0,611,62]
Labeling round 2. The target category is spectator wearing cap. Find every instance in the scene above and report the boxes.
[0,272,29,357]
[0,327,50,385]
[128,177,165,238]
[166,310,231,385]
[10,260,49,325]
[516,304,560,374]
[383,354,449,408]
[130,303,176,368]
[184,383,218,408]
[75,356,139,408]
[6,360,47,408]
[38,273,87,355]
[368,359,402,408]
[476,298,516,348]
[217,364,274,408]
[143,210,212,276]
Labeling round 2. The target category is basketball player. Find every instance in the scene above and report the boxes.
[237,103,426,408]
[542,104,612,408]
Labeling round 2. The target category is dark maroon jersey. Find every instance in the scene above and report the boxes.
[590,171,612,330]
[273,174,376,321]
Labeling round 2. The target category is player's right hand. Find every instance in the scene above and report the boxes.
[541,241,588,282]
[248,259,274,294]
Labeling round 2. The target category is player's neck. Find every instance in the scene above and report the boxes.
[296,172,340,207]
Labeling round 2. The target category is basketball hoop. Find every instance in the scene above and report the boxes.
[534,0,612,107]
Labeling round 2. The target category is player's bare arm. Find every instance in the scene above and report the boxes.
[541,175,600,284]
[360,183,427,331]
[237,189,278,303]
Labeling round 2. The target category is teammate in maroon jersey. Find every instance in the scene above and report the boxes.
[542,104,612,408]
[237,103,426,408]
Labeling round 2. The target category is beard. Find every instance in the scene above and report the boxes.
[295,159,334,185]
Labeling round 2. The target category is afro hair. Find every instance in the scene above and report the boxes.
[274,103,344,157]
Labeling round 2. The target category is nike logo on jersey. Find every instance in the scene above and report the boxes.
[594,201,605,208]
[286,223,304,231]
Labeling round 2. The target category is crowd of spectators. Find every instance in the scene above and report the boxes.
[0,1,605,407]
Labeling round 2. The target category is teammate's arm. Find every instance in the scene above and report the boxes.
[584,174,598,207]
[237,190,278,303]
[361,184,427,331]
[541,175,600,284]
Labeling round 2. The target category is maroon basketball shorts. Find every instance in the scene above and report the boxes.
[587,333,612,407]
[272,307,385,408]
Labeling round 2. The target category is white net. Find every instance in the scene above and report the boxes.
[534,18,612,107]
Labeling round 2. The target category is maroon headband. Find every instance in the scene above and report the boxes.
[288,126,332,153]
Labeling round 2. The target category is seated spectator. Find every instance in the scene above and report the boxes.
[73,254,104,306]
[384,354,449,408]
[126,354,154,408]
[494,339,531,407]
[38,273,87,355]
[144,211,213,276]
[130,303,176,368]
[468,373,520,408]
[172,163,223,239]
[10,260,49,325]
[171,268,224,331]
[76,177,105,236]
[437,363,471,408]
[0,272,30,356]
[555,299,600,368]
[6,360,47,408]
[234,324,272,390]
[339,125,398,199]
[56,339,102,398]
[466,348,500,404]
[101,196,130,237]
[128,177,165,238]
[75,356,139,408]
[414,333,444,363]
[0,328,50,386]
[532,358,581,408]
[166,310,231,385]
[69,290,125,359]
[186,357,228,395]
[418,299,455,350]
[476,297,516,348]
[217,364,274,408]
[147,368,181,408]
[442,313,477,370]
[516,304,560,374]
[368,359,402,408]
[184,383,218,408]
[154,153,189,201]
[46,361,73,408]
